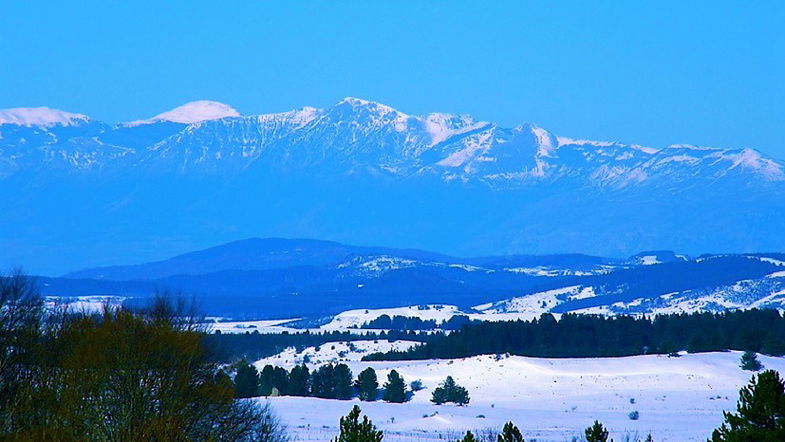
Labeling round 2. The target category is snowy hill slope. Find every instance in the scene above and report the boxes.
[255,350,785,441]
[479,254,785,317]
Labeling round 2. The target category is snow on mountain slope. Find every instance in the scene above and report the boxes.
[476,286,593,317]
[259,351,785,441]
[3,97,782,185]
[480,255,785,317]
[0,106,90,127]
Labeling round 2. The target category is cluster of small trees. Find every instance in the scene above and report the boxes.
[0,270,287,441]
[431,376,470,405]
[232,362,411,403]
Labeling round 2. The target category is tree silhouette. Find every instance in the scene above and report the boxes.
[383,370,407,403]
[333,405,383,442]
[497,421,524,441]
[711,369,785,441]
[585,420,610,442]
[740,351,763,371]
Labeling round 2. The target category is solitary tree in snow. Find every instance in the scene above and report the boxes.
[333,405,383,442]
[382,370,407,403]
[740,350,763,371]
[497,421,524,441]
[585,420,609,442]
[431,376,470,405]
[459,430,479,442]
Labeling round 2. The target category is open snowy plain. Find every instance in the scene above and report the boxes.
[254,346,785,441]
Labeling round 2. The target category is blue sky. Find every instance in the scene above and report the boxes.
[2,1,784,156]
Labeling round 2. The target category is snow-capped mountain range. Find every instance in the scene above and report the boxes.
[1,98,784,273]
[1,98,782,185]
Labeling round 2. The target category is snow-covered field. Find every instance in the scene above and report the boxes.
[208,318,301,334]
[256,349,785,441]
[44,295,126,313]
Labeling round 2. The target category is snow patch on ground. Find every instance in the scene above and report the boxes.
[44,295,125,313]
[321,306,464,330]
[254,340,421,369]
[209,318,301,334]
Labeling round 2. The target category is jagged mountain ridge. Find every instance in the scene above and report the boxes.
[1,97,781,186]
[1,98,785,274]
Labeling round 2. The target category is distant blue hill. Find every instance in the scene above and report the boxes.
[37,238,785,319]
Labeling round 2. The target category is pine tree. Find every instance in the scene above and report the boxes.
[459,430,479,442]
[382,369,407,403]
[288,364,310,396]
[643,434,653,442]
[585,420,609,442]
[711,369,785,441]
[271,366,289,395]
[431,385,447,405]
[334,363,354,400]
[452,384,470,405]
[259,364,275,396]
[333,405,383,442]
[311,364,335,398]
[497,421,524,441]
[233,360,259,398]
[357,367,379,401]
[740,350,763,371]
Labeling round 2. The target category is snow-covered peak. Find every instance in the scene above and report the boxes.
[338,96,376,107]
[129,100,240,125]
[727,148,785,180]
[0,106,90,127]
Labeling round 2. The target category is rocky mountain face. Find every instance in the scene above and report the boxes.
[1,98,784,274]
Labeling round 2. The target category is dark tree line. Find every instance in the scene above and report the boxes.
[232,362,410,403]
[363,309,785,361]
[359,314,472,331]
